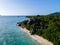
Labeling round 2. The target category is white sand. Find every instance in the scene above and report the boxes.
[21,27,53,45]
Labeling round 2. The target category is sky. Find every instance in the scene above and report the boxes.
[0,0,60,16]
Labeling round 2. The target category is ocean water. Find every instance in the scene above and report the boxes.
[0,16,41,45]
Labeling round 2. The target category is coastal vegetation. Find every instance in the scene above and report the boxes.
[17,12,60,45]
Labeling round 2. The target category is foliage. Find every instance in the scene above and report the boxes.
[18,12,60,45]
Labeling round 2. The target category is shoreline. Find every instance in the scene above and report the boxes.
[20,27,53,45]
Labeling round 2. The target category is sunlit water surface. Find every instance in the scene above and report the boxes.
[0,16,41,45]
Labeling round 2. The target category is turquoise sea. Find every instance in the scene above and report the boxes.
[0,16,41,45]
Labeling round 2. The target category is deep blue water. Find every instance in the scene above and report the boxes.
[0,16,41,45]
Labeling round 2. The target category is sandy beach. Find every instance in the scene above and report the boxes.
[21,27,53,45]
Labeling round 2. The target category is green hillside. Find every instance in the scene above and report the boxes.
[17,12,60,45]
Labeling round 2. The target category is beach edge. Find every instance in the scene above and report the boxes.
[20,27,53,45]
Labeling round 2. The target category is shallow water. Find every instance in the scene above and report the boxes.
[0,16,41,45]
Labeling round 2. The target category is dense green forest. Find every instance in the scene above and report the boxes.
[17,12,60,45]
